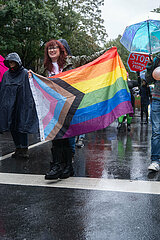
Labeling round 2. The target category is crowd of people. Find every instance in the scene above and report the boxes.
[0,39,160,178]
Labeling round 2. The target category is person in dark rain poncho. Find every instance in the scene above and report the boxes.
[0,53,39,158]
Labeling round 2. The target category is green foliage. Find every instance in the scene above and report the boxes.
[152,7,160,13]
[49,0,107,43]
[0,1,159,71]
[0,0,106,69]
[47,0,107,56]
[68,30,102,56]
[0,0,60,69]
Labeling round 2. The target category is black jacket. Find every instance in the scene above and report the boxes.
[140,84,151,106]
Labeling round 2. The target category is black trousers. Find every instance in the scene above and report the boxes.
[10,130,28,148]
[51,139,72,167]
[141,104,148,122]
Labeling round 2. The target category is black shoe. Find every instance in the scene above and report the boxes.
[117,123,122,130]
[60,165,74,179]
[76,139,84,148]
[12,148,29,159]
[49,161,54,170]
[45,164,63,180]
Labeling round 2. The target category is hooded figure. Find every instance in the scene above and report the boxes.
[0,53,39,158]
[58,39,72,56]
[3,52,22,68]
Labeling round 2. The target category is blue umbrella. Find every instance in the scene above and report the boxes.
[151,30,160,41]
[120,12,160,54]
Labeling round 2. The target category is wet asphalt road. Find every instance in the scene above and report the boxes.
[0,110,160,240]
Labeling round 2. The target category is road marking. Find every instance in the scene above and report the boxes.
[0,140,49,161]
[0,141,149,161]
[0,172,160,195]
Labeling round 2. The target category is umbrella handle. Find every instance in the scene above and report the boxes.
[149,54,153,62]
[147,20,152,55]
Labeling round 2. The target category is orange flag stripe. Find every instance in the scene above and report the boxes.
[58,54,125,85]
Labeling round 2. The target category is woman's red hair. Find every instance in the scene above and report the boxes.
[44,40,67,72]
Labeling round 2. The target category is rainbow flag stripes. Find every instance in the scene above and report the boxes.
[30,47,133,141]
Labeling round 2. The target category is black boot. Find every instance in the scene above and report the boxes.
[12,148,29,159]
[60,165,74,179]
[60,141,74,179]
[12,148,21,158]
[45,142,63,180]
[45,163,63,180]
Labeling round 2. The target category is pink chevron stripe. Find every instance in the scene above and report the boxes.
[33,79,58,128]
[63,101,133,138]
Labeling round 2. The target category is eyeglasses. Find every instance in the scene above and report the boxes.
[48,46,59,51]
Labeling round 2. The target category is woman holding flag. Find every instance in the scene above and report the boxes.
[43,39,106,180]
